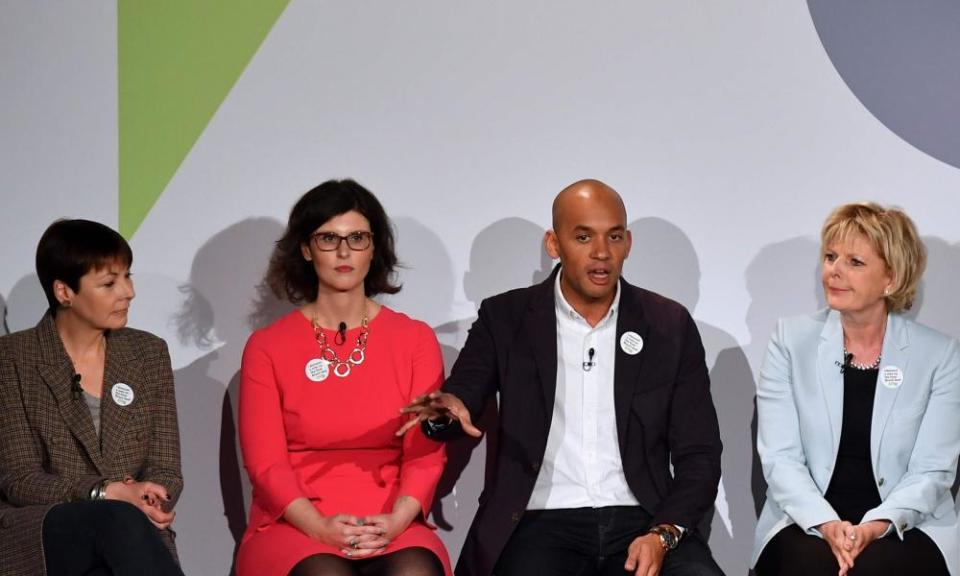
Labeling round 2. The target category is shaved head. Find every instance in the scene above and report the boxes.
[551,179,627,231]
[544,178,631,321]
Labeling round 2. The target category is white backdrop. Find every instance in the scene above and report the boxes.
[3,3,960,575]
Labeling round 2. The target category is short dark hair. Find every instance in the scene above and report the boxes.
[36,219,133,313]
[266,179,400,303]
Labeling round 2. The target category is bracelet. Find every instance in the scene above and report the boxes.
[89,479,109,500]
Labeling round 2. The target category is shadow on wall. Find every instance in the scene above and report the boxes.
[388,216,552,561]
[438,217,552,558]
[907,236,960,338]
[0,291,7,335]
[5,274,47,333]
[742,236,823,573]
[623,217,754,576]
[908,236,960,496]
[173,217,291,576]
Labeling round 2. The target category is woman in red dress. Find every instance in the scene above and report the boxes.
[237,179,450,576]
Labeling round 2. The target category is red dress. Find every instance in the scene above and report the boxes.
[236,307,451,576]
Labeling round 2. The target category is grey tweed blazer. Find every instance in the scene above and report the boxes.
[0,313,182,576]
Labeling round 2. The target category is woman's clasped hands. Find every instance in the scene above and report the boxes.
[819,519,891,576]
[105,476,175,529]
[309,514,390,558]
[313,496,421,559]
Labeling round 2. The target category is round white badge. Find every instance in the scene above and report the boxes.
[620,331,644,355]
[305,358,330,382]
[111,383,134,407]
[881,365,904,389]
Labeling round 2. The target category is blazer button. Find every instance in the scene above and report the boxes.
[530,461,540,472]
[511,512,521,522]
[878,477,885,486]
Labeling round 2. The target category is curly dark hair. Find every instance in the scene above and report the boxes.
[266,179,401,303]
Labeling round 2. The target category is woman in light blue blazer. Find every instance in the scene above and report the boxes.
[752,203,959,576]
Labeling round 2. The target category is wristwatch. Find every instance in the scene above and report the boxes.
[421,416,455,436]
[648,525,680,551]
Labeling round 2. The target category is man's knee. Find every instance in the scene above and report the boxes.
[662,558,724,576]
[661,537,725,576]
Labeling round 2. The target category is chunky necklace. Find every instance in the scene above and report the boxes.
[313,314,368,378]
[842,346,882,370]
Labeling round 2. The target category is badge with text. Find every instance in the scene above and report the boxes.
[111,382,134,406]
[881,365,903,389]
[305,358,330,382]
[620,331,644,355]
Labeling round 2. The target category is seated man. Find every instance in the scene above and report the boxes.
[401,179,725,576]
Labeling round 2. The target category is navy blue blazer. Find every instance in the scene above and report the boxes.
[438,268,722,576]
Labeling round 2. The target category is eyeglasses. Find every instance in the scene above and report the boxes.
[309,231,374,252]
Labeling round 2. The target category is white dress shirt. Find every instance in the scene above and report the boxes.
[527,272,640,510]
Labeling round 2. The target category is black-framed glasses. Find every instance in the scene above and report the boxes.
[309,231,374,252]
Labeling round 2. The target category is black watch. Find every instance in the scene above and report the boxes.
[421,416,455,436]
[648,525,680,551]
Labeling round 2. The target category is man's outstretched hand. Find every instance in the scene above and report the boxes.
[397,391,482,438]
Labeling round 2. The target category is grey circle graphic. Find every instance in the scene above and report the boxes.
[808,1,960,169]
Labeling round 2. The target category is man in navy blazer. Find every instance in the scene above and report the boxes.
[402,180,724,576]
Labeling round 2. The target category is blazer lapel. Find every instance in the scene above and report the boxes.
[613,279,649,453]
[817,309,845,458]
[870,313,909,467]
[35,314,104,472]
[528,272,559,413]
[100,333,143,465]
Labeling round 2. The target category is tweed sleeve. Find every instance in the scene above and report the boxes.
[142,339,183,504]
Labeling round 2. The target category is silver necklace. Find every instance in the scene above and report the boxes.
[313,314,368,378]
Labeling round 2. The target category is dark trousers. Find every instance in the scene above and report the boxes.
[494,506,724,576]
[755,524,949,576]
[42,500,184,576]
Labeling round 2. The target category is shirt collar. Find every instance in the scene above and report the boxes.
[554,268,620,327]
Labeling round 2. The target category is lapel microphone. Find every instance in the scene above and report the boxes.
[836,352,853,374]
[582,348,596,371]
[335,322,347,345]
[71,373,82,400]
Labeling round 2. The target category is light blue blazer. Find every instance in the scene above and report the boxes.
[752,308,960,574]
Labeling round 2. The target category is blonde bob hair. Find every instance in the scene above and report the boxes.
[821,202,926,313]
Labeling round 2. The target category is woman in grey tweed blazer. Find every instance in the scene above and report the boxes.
[0,220,184,576]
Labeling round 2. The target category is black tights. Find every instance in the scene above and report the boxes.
[289,547,443,576]
[42,500,184,576]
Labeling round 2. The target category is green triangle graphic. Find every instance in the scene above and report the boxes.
[118,0,290,238]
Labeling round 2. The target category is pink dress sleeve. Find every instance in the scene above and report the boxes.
[239,331,306,524]
[397,322,447,516]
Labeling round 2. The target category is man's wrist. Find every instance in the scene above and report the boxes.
[648,524,681,551]
[421,416,454,436]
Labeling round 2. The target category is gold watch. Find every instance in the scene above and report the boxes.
[648,524,680,551]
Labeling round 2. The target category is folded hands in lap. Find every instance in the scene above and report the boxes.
[105,477,175,529]
[818,519,891,576]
